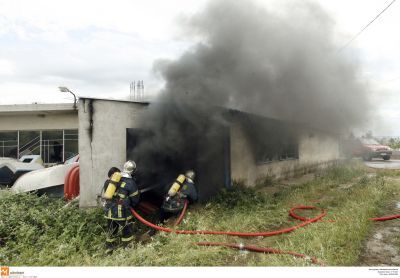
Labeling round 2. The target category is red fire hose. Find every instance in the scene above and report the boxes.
[64,165,80,200]
[131,205,326,236]
[196,241,324,266]
[174,200,188,226]
[132,202,400,265]
[131,205,326,265]
[370,214,400,221]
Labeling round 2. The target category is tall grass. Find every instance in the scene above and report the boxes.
[0,161,397,266]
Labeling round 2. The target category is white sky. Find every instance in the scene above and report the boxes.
[0,0,399,136]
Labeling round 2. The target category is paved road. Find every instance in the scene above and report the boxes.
[364,159,400,169]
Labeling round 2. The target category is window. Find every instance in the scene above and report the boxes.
[42,130,63,163]
[0,129,78,164]
[240,115,299,164]
[19,131,40,157]
[0,132,18,158]
[64,129,78,160]
[254,131,299,163]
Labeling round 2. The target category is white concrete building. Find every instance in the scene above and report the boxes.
[0,103,78,164]
[0,99,341,207]
[78,97,340,207]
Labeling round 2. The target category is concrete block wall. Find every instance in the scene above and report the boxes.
[78,99,147,207]
[298,130,340,164]
[256,159,301,181]
[230,124,340,186]
[230,122,258,185]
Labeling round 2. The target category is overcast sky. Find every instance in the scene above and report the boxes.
[0,0,399,136]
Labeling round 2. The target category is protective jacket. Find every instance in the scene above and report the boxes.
[104,175,140,220]
[162,176,197,213]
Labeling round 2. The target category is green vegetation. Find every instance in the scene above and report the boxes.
[0,161,398,266]
[386,138,400,150]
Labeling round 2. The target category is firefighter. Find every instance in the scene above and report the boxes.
[148,170,198,236]
[103,160,140,254]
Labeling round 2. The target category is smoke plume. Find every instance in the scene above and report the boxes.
[131,0,370,190]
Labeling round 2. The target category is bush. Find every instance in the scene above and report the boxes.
[0,191,104,265]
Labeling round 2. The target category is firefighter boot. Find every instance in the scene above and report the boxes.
[121,238,135,249]
[105,239,118,255]
[147,228,157,237]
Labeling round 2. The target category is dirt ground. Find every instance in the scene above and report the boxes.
[358,220,400,266]
[358,175,400,266]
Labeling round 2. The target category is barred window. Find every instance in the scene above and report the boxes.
[240,114,299,164]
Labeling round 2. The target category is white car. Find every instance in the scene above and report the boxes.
[12,155,79,197]
[0,155,44,186]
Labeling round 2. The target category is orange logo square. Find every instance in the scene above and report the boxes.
[0,266,9,277]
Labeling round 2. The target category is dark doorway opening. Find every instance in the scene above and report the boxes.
[126,127,231,204]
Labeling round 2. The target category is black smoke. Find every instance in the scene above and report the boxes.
[130,0,370,193]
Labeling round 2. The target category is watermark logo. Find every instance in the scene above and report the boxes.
[0,266,9,277]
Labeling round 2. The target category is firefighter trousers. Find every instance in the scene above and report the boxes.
[106,219,134,248]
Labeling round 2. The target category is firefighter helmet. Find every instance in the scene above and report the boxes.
[185,170,195,181]
[123,160,136,174]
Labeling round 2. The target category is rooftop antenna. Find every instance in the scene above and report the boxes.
[141,80,145,100]
[130,80,145,101]
[129,81,136,100]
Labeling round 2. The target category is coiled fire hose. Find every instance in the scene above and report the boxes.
[131,204,326,265]
[131,203,400,265]
[132,205,326,236]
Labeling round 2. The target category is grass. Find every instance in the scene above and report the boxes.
[0,160,398,266]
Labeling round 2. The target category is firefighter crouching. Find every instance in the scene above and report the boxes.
[103,160,140,253]
[148,170,198,236]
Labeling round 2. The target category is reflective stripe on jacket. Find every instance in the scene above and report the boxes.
[104,176,140,220]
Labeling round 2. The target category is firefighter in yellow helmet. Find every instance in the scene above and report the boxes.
[102,160,140,254]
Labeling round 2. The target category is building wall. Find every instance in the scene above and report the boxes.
[298,130,340,164]
[230,124,340,186]
[78,99,147,207]
[0,113,78,131]
[79,99,340,206]
[230,122,258,185]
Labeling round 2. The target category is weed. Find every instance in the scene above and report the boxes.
[0,161,398,266]
[255,175,275,189]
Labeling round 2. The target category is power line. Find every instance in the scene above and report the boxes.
[338,0,397,52]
